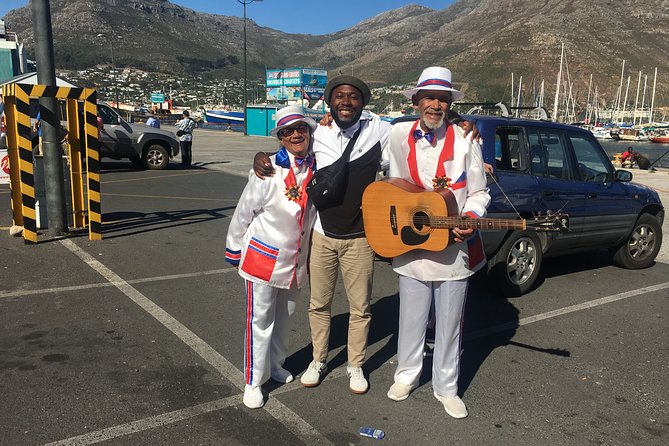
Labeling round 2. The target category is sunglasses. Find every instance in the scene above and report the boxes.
[279,123,309,138]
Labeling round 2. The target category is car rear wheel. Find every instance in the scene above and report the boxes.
[612,213,662,269]
[144,144,169,170]
[489,231,543,296]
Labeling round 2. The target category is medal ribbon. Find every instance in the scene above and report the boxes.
[284,163,314,227]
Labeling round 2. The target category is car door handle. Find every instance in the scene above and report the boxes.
[587,192,597,198]
[542,190,554,197]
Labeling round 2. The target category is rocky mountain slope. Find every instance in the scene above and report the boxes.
[4,0,669,104]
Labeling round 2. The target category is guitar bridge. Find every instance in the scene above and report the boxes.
[390,205,398,235]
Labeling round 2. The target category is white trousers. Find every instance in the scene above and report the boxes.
[394,275,468,397]
[244,280,298,387]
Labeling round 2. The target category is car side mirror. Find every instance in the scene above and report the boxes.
[615,169,632,182]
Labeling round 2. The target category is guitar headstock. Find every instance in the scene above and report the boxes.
[526,213,570,232]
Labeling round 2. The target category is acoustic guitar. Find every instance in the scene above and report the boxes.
[362,178,568,258]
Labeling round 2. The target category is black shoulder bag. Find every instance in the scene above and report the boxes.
[306,126,362,211]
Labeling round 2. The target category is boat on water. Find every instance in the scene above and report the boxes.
[613,127,648,141]
[202,109,245,125]
[650,131,669,144]
[591,127,614,139]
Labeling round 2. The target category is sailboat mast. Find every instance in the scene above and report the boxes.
[594,86,599,123]
[585,74,592,123]
[633,70,642,126]
[517,76,523,117]
[620,76,630,124]
[649,67,658,124]
[552,43,564,122]
[539,80,545,108]
[640,74,648,124]
[616,60,625,117]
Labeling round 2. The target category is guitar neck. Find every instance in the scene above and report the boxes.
[431,217,527,231]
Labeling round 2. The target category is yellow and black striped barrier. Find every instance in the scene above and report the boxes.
[1,83,101,242]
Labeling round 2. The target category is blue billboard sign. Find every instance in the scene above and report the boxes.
[265,68,327,102]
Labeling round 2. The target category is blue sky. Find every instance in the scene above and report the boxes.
[0,1,454,35]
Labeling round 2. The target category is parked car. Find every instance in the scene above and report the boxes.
[391,114,664,296]
[97,102,179,170]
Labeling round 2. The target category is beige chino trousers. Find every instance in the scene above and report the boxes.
[308,231,375,367]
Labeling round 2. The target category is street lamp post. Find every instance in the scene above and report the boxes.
[97,33,121,113]
[237,0,263,136]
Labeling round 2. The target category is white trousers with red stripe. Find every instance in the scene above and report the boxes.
[244,280,298,387]
[394,276,468,397]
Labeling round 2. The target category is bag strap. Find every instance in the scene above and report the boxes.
[340,125,363,162]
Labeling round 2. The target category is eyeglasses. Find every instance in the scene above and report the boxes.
[279,123,309,138]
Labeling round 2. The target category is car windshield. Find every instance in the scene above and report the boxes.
[98,105,118,125]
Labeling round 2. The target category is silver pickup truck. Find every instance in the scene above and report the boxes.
[98,102,179,170]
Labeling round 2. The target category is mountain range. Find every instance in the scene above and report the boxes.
[4,0,669,107]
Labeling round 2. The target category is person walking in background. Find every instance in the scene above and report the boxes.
[146,114,160,128]
[176,110,196,167]
[382,67,490,419]
[225,106,318,409]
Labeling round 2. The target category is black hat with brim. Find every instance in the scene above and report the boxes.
[324,75,371,106]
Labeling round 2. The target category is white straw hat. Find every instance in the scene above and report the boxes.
[403,66,464,101]
[270,105,317,137]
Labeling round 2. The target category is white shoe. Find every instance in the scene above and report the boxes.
[346,365,368,394]
[300,360,327,387]
[387,382,415,401]
[271,367,294,383]
[434,393,468,419]
[243,385,264,409]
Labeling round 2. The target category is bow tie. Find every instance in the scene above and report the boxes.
[413,129,435,144]
[294,156,314,168]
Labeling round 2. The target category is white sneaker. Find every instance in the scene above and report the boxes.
[346,365,368,394]
[243,385,264,409]
[300,360,327,387]
[387,382,415,401]
[434,393,468,419]
[270,367,294,383]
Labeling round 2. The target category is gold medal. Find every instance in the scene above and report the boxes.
[285,185,302,202]
[432,175,451,189]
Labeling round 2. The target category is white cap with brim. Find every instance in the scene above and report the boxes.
[270,105,318,137]
[403,66,464,101]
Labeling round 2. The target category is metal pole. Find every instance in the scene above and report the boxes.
[238,0,262,135]
[243,1,247,135]
[111,39,120,113]
[31,0,67,237]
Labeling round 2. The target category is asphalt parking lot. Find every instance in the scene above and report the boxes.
[1,131,668,445]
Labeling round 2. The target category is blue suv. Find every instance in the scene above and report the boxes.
[468,115,664,295]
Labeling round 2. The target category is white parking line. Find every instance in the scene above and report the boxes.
[57,239,332,446]
[43,395,240,446]
[0,269,236,299]
[465,281,669,341]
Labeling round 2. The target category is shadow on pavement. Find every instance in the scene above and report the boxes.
[280,268,572,396]
[102,207,236,239]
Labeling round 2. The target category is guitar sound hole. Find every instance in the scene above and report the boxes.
[412,211,430,231]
